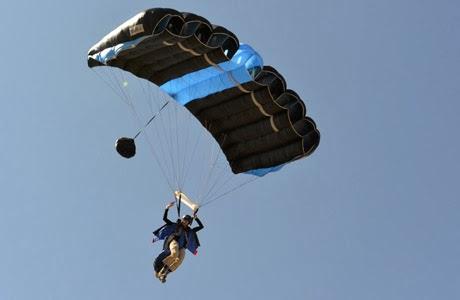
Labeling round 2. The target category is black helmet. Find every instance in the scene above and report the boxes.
[182,215,193,224]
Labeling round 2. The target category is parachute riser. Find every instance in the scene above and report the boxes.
[174,191,200,218]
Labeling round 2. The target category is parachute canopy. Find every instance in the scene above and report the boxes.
[88,8,320,176]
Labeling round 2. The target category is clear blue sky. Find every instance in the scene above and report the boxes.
[1,1,459,299]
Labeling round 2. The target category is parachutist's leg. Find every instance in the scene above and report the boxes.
[153,250,170,280]
[168,248,185,272]
[162,240,181,270]
[159,240,187,281]
[154,251,167,271]
[154,264,166,280]
[164,248,185,272]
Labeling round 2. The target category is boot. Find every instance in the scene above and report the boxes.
[158,266,170,283]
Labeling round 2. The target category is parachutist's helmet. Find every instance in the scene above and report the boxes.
[182,215,193,224]
[115,137,136,158]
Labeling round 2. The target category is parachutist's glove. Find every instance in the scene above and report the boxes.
[166,202,175,209]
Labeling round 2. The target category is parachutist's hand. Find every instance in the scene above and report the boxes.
[193,207,200,217]
[166,202,175,209]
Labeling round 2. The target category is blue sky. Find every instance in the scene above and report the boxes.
[1,1,459,299]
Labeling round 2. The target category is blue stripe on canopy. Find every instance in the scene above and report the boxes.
[89,35,149,65]
[244,164,285,177]
[90,40,263,105]
[160,44,263,105]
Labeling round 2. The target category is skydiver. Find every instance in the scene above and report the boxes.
[152,201,204,283]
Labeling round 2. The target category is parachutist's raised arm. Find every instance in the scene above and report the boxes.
[163,209,173,225]
[163,202,175,225]
[193,216,204,232]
